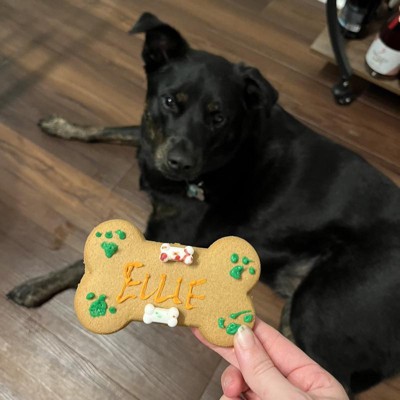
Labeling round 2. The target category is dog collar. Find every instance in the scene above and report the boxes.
[186,181,205,201]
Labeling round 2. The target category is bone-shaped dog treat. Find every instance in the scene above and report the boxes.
[143,304,179,327]
[160,243,194,264]
[74,219,260,346]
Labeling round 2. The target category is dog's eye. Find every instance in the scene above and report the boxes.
[162,95,178,112]
[211,112,225,127]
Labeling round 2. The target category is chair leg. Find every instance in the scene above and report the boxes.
[326,0,356,105]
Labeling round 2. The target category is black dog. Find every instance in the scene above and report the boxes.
[8,13,400,395]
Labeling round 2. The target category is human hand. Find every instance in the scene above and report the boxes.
[192,318,349,400]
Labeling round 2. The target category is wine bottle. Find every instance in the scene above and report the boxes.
[365,10,400,78]
[338,0,382,38]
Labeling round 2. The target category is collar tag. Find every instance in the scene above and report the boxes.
[187,182,205,201]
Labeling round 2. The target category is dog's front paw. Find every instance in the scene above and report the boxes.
[39,115,69,137]
[7,277,55,308]
[38,115,94,141]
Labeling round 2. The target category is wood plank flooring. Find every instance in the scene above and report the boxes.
[1,0,399,399]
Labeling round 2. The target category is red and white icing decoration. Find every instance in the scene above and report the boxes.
[160,243,195,265]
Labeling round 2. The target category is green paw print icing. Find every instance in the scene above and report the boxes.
[230,265,244,279]
[115,229,126,240]
[96,229,127,258]
[218,310,254,335]
[89,294,108,317]
[86,292,96,300]
[87,293,117,317]
[226,323,241,335]
[229,253,256,280]
[101,242,118,258]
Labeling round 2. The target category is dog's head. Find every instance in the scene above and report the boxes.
[131,13,278,182]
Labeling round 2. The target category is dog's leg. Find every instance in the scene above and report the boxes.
[39,116,141,145]
[7,260,84,307]
[279,297,295,343]
[280,297,355,398]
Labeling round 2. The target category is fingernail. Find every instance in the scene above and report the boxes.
[222,375,231,390]
[236,325,255,349]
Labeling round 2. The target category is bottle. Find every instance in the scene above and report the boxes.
[388,0,400,10]
[365,10,400,78]
[338,0,382,38]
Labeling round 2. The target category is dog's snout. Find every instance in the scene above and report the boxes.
[167,149,195,172]
[157,137,200,180]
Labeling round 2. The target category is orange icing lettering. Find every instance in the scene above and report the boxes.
[117,262,144,304]
[155,274,183,305]
[140,273,158,300]
[186,279,207,310]
[117,262,206,309]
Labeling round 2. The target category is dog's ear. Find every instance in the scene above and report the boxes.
[129,12,189,73]
[236,64,278,115]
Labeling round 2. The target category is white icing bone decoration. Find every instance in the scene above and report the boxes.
[143,304,179,327]
[160,243,194,265]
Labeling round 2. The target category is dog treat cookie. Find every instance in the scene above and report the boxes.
[74,219,260,346]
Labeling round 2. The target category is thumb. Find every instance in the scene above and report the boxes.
[234,325,304,399]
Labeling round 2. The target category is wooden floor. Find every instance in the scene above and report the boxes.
[1,0,399,399]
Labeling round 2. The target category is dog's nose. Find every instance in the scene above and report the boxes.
[167,150,195,172]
